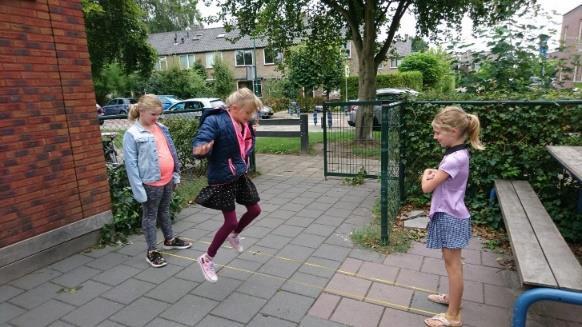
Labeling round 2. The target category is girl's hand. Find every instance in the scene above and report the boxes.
[423,168,437,181]
[193,140,214,156]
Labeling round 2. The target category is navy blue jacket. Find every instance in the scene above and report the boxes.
[192,108,255,184]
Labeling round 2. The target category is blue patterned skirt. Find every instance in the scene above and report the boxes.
[426,212,472,249]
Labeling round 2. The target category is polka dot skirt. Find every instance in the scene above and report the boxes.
[195,175,260,211]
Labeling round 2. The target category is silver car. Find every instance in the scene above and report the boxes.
[347,88,419,127]
[167,97,226,116]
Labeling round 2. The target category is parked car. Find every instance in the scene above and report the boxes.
[102,97,136,115]
[158,95,180,111]
[97,104,104,125]
[259,105,274,119]
[167,98,226,116]
[347,88,419,127]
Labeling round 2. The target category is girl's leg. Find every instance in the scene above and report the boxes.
[442,248,463,320]
[142,185,164,251]
[157,181,175,241]
[207,210,238,257]
[233,203,261,234]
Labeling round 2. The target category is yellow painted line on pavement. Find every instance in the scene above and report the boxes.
[160,250,438,317]
[179,237,437,294]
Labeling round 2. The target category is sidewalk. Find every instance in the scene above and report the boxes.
[1,154,580,327]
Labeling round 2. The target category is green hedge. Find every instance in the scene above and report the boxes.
[401,101,582,242]
[340,71,423,100]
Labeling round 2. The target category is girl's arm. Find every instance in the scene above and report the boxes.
[192,116,218,158]
[421,169,450,193]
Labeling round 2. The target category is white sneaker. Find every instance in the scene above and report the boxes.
[197,254,218,283]
[226,234,244,253]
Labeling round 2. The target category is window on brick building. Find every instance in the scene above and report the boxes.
[236,49,254,66]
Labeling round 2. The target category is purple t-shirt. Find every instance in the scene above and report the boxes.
[429,148,470,219]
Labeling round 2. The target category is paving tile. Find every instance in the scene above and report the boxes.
[461,248,482,265]
[62,297,123,327]
[272,225,305,238]
[237,273,286,299]
[438,276,484,304]
[531,300,582,323]
[463,263,507,286]
[134,265,183,284]
[51,265,102,288]
[47,321,76,327]
[312,244,351,262]
[146,277,196,303]
[316,215,346,227]
[217,258,262,281]
[299,257,341,278]
[304,224,335,237]
[291,233,326,249]
[55,280,111,306]
[144,318,188,327]
[462,300,511,327]
[279,203,307,212]
[160,294,218,326]
[482,283,517,308]
[409,291,448,315]
[323,208,352,219]
[276,244,315,262]
[258,256,302,279]
[0,284,24,302]
[10,268,62,290]
[190,276,242,301]
[87,251,132,270]
[395,268,439,293]
[383,253,423,271]
[116,241,148,256]
[378,307,427,326]
[330,297,384,327]
[367,282,414,308]
[253,217,285,229]
[480,251,505,268]
[308,293,341,319]
[95,320,128,327]
[110,297,169,327]
[407,242,443,259]
[348,248,385,263]
[211,292,267,324]
[357,262,399,283]
[101,278,156,304]
[247,314,297,327]
[9,299,75,327]
[325,273,371,300]
[338,258,363,274]
[174,262,207,283]
[296,209,325,219]
[0,302,26,324]
[286,217,315,227]
[194,315,243,327]
[281,272,328,298]
[324,232,354,248]
[256,234,293,250]
[9,282,61,309]
[301,315,349,327]
[238,245,278,264]
[243,226,273,239]
[420,257,447,276]
[49,254,94,273]
[91,264,142,286]
[261,291,315,322]
[267,210,297,220]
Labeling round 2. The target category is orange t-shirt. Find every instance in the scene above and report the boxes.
[145,124,174,186]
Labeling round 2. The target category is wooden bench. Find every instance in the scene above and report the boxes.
[494,180,582,292]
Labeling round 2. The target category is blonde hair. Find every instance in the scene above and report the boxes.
[128,94,163,122]
[226,87,263,112]
[432,106,485,150]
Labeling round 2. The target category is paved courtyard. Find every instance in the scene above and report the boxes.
[1,154,580,327]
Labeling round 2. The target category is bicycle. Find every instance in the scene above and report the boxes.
[101,132,119,165]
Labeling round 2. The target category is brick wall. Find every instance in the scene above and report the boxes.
[0,0,111,248]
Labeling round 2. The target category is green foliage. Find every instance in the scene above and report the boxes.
[212,58,236,100]
[341,72,423,100]
[93,63,140,104]
[399,50,454,90]
[401,101,582,241]
[135,0,201,33]
[411,36,429,53]
[343,167,367,186]
[82,0,156,78]
[262,79,290,112]
[140,68,210,99]
[99,165,183,245]
[161,115,206,176]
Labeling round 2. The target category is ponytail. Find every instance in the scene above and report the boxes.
[128,104,140,122]
[466,113,484,150]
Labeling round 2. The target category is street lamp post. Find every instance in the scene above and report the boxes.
[252,37,259,96]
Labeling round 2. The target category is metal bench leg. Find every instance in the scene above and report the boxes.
[513,288,582,327]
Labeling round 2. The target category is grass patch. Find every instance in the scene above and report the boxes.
[175,176,207,207]
[350,199,419,254]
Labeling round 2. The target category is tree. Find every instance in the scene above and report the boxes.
[212,58,236,100]
[214,0,535,139]
[411,36,429,53]
[82,0,156,79]
[398,50,453,90]
[135,0,202,33]
[142,68,210,99]
[93,63,140,104]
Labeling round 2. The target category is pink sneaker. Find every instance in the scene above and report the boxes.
[197,254,217,283]
[226,234,244,253]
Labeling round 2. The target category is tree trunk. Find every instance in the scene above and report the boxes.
[355,37,377,141]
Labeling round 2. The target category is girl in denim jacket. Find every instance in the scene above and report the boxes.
[192,88,262,283]
[123,94,192,268]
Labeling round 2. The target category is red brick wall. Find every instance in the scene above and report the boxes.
[0,0,111,248]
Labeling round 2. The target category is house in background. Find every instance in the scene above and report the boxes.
[147,26,412,96]
[550,4,582,88]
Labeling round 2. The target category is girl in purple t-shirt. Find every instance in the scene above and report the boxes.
[421,106,484,327]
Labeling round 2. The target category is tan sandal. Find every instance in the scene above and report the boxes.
[427,294,449,305]
[424,313,463,327]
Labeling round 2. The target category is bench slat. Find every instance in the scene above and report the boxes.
[495,180,557,288]
[513,181,582,292]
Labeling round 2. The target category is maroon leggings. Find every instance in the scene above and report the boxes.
[207,203,261,257]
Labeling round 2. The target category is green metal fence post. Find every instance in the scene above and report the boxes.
[323,103,328,178]
[380,103,390,245]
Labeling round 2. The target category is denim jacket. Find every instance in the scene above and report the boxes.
[123,121,181,203]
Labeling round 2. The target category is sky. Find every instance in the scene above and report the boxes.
[197,0,580,51]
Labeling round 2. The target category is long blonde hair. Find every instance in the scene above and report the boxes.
[128,94,163,122]
[226,87,263,112]
[432,106,485,150]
